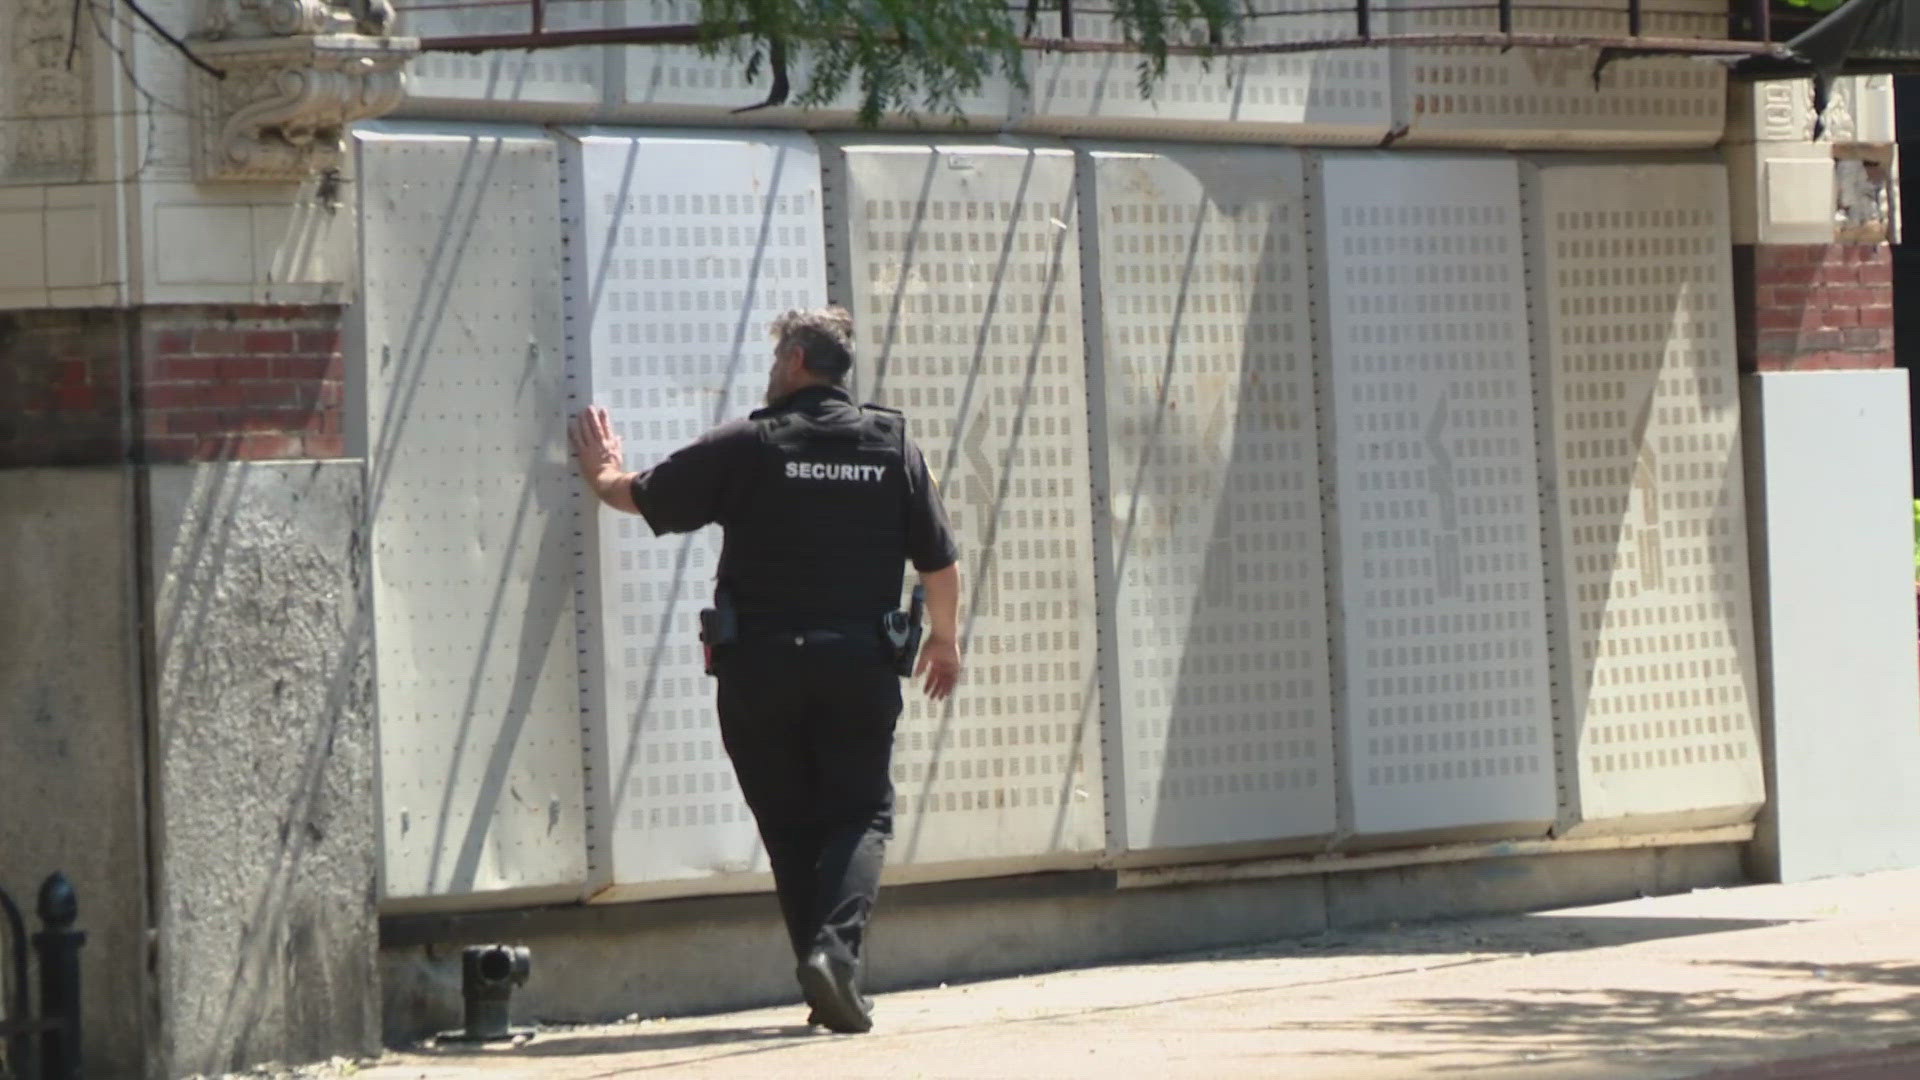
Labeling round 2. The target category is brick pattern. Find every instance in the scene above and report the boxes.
[141,306,345,463]
[0,305,346,467]
[0,310,130,466]
[1734,243,1894,373]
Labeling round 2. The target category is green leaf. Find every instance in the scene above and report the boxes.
[695,0,1244,125]
[1911,499,1919,575]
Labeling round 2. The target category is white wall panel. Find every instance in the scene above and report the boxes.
[1390,0,1725,149]
[1080,146,1337,853]
[823,141,1107,870]
[403,2,611,107]
[1022,1,1389,142]
[561,130,828,897]
[358,127,588,904]
[1314,153,1556,840]
[1747,370,1920,881]
[615,0,777,113]
[1527,162,1764,833]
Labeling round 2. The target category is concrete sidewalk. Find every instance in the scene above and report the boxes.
[351,868,1920,1080]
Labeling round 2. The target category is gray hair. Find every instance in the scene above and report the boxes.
[770,306,855,381]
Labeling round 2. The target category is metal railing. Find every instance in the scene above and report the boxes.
[0,875,84,1080]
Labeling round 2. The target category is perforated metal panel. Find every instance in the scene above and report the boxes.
[1080,146,1337,852]
[357,127,589,903]
[1526,162,1764,832]
[823,141,1107,868]
[1313,153,1556,839]
[616,1,1013,121]
[615,0,772,112]
[1022,1,1389,141]
[1389,0,1725,147]
[561,131,828,894]
[403,1,610,106]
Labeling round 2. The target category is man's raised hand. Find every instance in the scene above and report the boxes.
[569,407,642,513]
[569,406,624,485]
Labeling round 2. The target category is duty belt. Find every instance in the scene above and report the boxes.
[735,614,888,643]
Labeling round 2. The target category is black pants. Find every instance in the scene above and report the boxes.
[715,630,902,969]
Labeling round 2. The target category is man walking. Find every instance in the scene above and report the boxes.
[568,306,963,1034]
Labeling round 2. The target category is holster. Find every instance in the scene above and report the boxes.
[698,591,738,677]
[882,584,927,678]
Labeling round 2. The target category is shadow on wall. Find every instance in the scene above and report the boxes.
[370,137,521,902]
[583,136,788,867]
[150,459,378,1072]
[861,146,1106,865]
[1117,156,1332,853]
[364,132,580,900]
[1122,155,1762,850]
[1548,242,1763,823]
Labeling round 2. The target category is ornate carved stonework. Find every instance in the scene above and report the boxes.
[203,0,395,40]
[3,0,95,180]
[193,0,415,182]
[1823,81,1858,144]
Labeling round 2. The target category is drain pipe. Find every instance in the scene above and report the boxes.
[448,945,532,1043]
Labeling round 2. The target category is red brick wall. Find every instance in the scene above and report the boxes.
[1734,243,1894,373]
[142,306,345,463]
[0,310,129,466]
[0,305,346,467]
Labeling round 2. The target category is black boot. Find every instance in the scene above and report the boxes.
[797,949,872,1034]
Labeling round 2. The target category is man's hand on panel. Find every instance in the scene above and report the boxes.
[569,405,625,485]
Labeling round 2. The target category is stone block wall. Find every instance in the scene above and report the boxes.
[0,303,376,1078]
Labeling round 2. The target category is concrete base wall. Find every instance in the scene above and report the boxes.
[379,841,1746,1042]
[146,462,380,1075]
[1742,371,1920,883]
[0,468,151,1079]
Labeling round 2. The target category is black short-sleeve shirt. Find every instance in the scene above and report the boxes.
[629,385,958,616]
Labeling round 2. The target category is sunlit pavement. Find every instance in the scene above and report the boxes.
[353,868,1920,1080]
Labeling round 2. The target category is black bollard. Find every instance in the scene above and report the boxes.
[460,945,531,1042]
[33,873,83,1080]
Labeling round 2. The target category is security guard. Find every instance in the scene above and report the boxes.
[568,306,963,1034]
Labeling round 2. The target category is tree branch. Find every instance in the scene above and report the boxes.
[67,0,84,68]
[121,0,226,79]
[89,0,190,113]
[731,33,791,112]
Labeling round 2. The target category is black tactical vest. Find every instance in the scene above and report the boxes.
[717,389,910,619]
